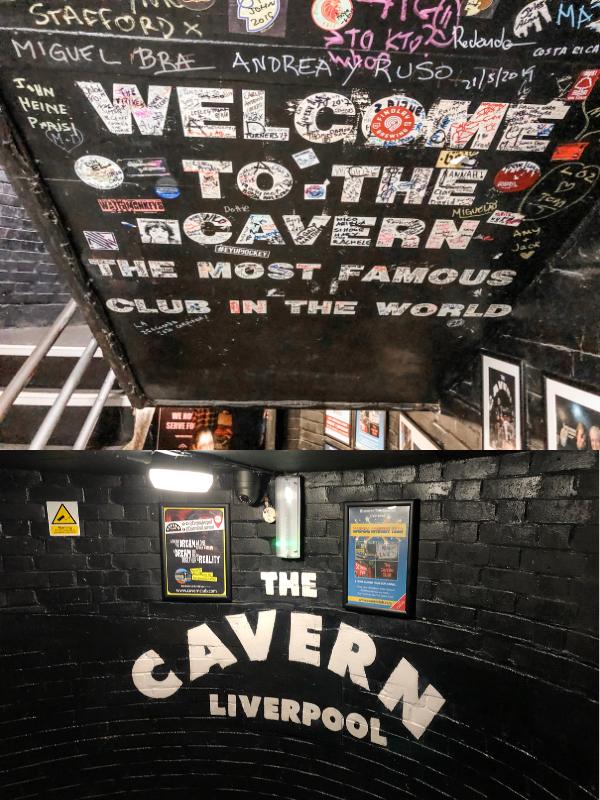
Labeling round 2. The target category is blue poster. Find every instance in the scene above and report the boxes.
[346,504,412,613]
[354,410,386,450]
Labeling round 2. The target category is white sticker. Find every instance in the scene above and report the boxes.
[137,219,182,244]
[184,213,232,244]
[75,155,123,190]
[47,501,80,537]
[84,231,118,251]
[304,183,328,200]
[292,148,320,169]
[311,0,353,30]
[487,210,524,226]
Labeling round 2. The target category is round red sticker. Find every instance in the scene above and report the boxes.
[370,107,416,142]
[311,0,354,31]
[494,161,541,193]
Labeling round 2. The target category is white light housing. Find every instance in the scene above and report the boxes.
[274,475,301,559]
[149,468,214,493]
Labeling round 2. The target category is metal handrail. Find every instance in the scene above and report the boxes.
[72,369,116,451]
[0,299,77,424]
[29,337,98,450]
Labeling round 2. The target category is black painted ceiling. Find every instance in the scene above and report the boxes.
[0,0,598,406]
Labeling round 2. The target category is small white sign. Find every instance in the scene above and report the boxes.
[47,500,80,537]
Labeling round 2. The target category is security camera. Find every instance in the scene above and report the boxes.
[234,470,262,506]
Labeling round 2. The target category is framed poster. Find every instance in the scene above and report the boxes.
[324,409,352,446]
[160,505,231,601]
[544,377,600,450]
[481,353,524,450]
[355,410,386,450]
[398,413,440,450]
[344,501,418,617]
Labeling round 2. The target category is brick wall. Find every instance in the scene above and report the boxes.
[0,452,597,799]
[0,167,70,328]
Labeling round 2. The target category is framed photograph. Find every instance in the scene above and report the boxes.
[481,353,524,450]
[398,413,440,450]
[354,410,386,450]
[324,409,352,446]
[160,505,231,601]
[343,501,418,617]
[544,377,600,450]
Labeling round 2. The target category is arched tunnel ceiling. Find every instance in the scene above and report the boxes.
[0,0,599,407]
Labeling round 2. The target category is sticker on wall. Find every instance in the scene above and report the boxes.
[47,501,80,537]
[462,0,499,17]
[229,0,288,37]
[292,148,319,169]
[362,96,425,148]
[551,142,589,161]
[566,69,600,101]
[98,199,165,214]
[494,161,541,193]
[487,210,524,226]
[84,230,119,250]
[311,0,353,30]
[304,183,327,200]
[137,218,182,245]
[155,177,181,200]
[370,106,416,143]
[436,150,478,169]
[181,0,216,8]
[120,158,169,178]
[184,213,231,244]
[75,155,123,190]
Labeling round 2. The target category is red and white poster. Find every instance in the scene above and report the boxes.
[325,409,352,445]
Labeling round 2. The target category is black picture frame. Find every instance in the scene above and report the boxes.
[343,500,419,618]
[481,351,525,450]
[160,504,231,602]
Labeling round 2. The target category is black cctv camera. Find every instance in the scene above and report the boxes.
[234,470,262,506]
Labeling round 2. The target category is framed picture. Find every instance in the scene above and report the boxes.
[354,410,386,450]
[481,353,524,450]
[324,409,352,446]
[544,377,600,450]
[343,501,418,617]
[160,505,231,601]
[398,413,440,450]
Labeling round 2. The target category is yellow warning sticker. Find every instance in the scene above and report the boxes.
[47,501,80,537]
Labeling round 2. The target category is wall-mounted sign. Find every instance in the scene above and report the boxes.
[324,409,352,446]
[46,501,80,537]
[344,502,417,616]
[481,353,524,450]
[156,408,265,450]
[544,377,600,451]
[398,413,439,451]
[355,411,386,450]
[161,506,231,600]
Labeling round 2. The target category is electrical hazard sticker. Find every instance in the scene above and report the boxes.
[47,501,80,537]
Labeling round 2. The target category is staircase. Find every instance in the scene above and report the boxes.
[0,321,134,448]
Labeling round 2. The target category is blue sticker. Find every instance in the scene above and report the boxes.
[155,177,181,200]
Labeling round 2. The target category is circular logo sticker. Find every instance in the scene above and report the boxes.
[183,212,231,244]
[494,161,541,193]
[370,106,416,142]
[175,568,191,584]
[311,0,353,30]
[180,0,216,8]
[75,155,123,190]
[155,177,181,200]
[463,0,493,15]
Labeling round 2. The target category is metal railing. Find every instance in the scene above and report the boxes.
[0,299,77,424]
[0,302,123,450]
